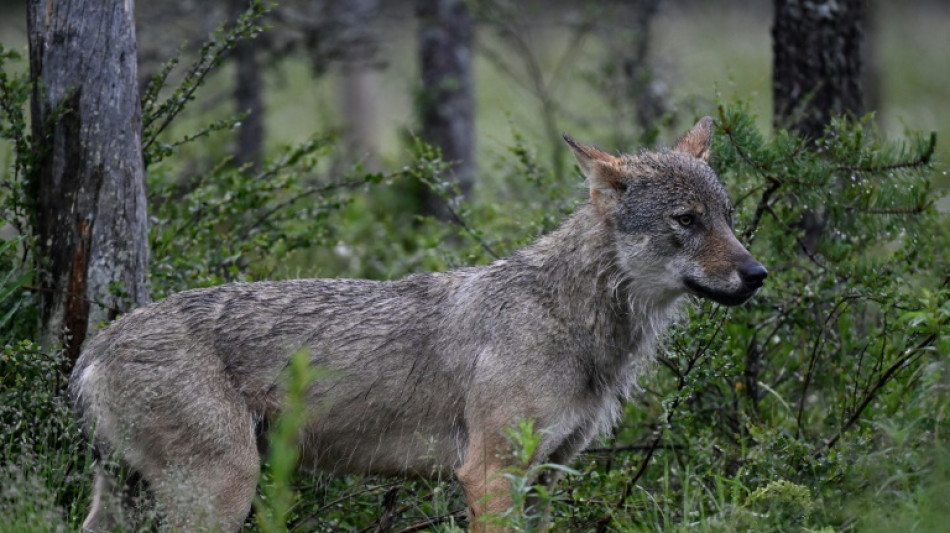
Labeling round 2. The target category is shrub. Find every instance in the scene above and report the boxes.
[1,7,947,530]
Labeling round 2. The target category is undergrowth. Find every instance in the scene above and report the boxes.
[0,4,948,532]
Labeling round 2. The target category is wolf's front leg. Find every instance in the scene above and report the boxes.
[456,432,515,533]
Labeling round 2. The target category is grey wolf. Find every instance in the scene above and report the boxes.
[70,117,766,532]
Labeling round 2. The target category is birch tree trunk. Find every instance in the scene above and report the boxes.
[28,0,151,362]
[331,0,382,169]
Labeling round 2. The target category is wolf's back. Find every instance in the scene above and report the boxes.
[69,275,471,470]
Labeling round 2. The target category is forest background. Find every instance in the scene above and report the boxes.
[1,0,949,531]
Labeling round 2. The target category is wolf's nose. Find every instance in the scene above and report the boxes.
[739,262,768,286]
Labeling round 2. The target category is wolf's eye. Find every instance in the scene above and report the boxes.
[676,214,695,227]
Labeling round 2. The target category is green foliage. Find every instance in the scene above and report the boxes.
[576,105,949,532]
[2,4,949,530]
[255,351,323,533]
[0,47,35,344]
[0,341,88,531]
[482,420,579,532]
[0,456,70,533]
[856,449,950,533]
[147,136,347,296]
[141,0,271,168]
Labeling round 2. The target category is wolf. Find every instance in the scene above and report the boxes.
[71,117,766,532]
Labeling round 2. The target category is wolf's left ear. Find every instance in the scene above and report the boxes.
[673,116,714,162]
[563,134,625,209]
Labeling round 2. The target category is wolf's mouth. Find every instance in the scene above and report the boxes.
[683,278,760,306]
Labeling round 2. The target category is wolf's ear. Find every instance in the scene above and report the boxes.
[673,116,714,162]
[563,134,625,208]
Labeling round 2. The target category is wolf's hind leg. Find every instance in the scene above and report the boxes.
[147,404,261,532]
[81,460,153,532]
[81,468,119,533]
[104,364,264,533]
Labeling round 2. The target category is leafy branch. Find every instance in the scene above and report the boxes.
[141,1,270,165]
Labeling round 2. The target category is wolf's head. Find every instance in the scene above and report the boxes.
[564,117,766,306]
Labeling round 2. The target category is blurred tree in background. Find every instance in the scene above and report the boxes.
[772,0,864,138]
[230,0,265,170]
[0,1,948,531]
[773,0,865,253]
[330,0,383,169]
[417,0,475,219]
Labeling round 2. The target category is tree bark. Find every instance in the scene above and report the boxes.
[417,0,474,219]
[772,0,864,139]
[231,0,264,170]
[772,0,864,253]
[28,0,151,361]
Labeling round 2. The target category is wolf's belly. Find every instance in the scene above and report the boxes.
[296,407,467,477]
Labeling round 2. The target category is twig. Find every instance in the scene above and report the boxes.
[814,332,938,456]
[143,3,268,151]
[598,309,730,532]
[763,204,827,270]
[742,176,783,242]
[834,132,936,172]
[289,482,402,532]
[437,197,500,260]
[238,177,369,242]
[796,306,828,436]
[843,205,927,215]
[583,441,685,455]
[390,510,466,533]
[373,486,400,533]
[796,293,874,436]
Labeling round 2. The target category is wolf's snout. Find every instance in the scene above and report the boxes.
[738,261,768,288]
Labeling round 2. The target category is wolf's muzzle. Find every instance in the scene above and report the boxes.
[683,257,767,306]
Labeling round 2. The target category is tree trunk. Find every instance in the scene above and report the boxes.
[417,0,474,219]
[231,0,264,170]
[601,0,665,147]
[331,0,382,169]
[28,0,151,361]
[772,0,864,253]
[772,0,864,139]
[340,67,382,168]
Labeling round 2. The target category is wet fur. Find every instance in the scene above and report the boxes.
[71,118,764,532]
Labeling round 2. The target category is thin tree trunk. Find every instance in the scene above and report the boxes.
[28,0,151,362]
[231,0,264,170]
[602,0,664,147]
[417,0,475,219]
[330,0,382,169]
[340,67,382,168]
[862,0,881,117]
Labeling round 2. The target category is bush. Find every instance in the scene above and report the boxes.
[552,106,949,532]
[1,9,948,531]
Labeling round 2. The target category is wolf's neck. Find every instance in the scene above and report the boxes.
[519,203,679,356]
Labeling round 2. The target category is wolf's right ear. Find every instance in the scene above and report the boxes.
[563,134,625,210]
[672,116,714,162]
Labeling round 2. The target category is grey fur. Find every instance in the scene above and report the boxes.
[71,118,765,532]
